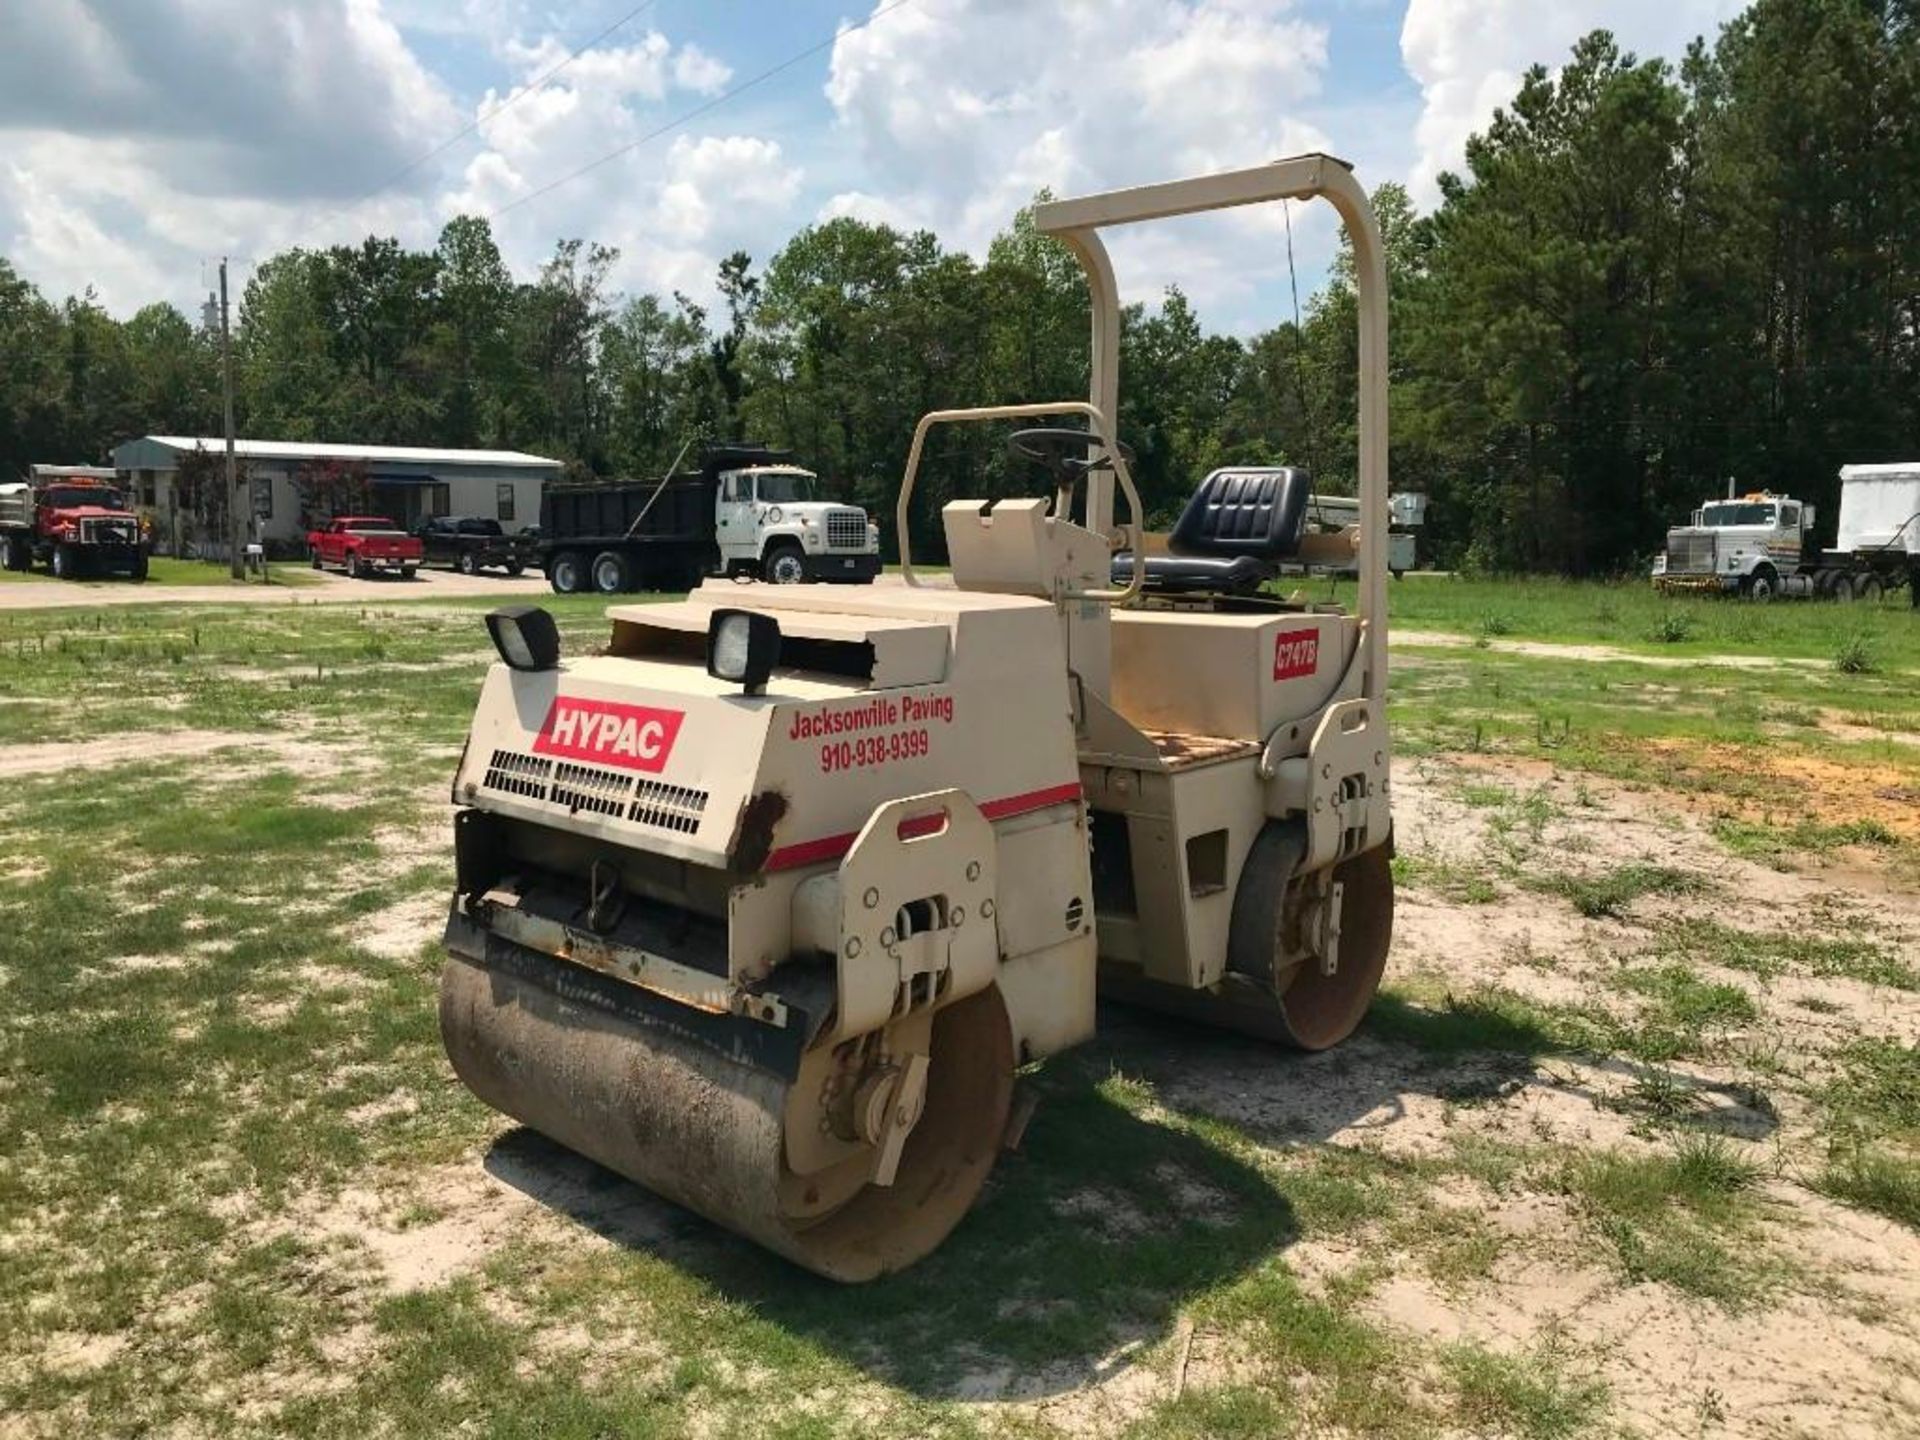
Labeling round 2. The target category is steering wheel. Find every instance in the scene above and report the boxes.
[1006,428,1135,487]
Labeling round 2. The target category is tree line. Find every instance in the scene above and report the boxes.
[1,0,1914,573]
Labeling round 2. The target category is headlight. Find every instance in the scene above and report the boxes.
[486,605,561,672]
[707,609,780,695]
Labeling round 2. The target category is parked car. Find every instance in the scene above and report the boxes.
[412,516,537,576]
[307,516,422,579]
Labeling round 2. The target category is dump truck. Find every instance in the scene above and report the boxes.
[438,155,1396,1280]
[1652,471,1918,602]
[0,472,148,580]
[541,443,882,595]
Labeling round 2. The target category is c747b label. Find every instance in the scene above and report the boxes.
[1272,629,1320,681]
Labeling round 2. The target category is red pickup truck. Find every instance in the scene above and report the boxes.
[307,516,422,579]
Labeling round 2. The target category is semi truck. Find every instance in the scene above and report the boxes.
[0,472,148,580]
[540,443,882,595]
[1652,468,1919,603]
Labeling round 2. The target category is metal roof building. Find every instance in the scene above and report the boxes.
[110,436,563,551]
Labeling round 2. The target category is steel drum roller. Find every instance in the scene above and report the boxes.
[439,952,1014,1282]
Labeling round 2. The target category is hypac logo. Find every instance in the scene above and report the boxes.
[1272,629,1320,681]
[533,696,685,774]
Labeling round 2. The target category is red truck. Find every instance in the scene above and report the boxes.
[0,477,148,580]
[307,516,423,579]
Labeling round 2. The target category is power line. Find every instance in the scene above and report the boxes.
[490,0,921,219]
[356,0,662,203]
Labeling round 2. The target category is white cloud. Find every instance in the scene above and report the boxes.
[0,0,463,311]
[1400,0,1747,206]
[445,30,800,309]
[0,2,794,321]
[822,0,1336,318]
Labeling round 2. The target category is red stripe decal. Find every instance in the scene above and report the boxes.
[762,782,1083,872]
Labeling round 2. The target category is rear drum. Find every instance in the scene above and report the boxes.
[439,953,1013,1282]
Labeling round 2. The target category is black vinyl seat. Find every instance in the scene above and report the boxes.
[1112,466,1311,595]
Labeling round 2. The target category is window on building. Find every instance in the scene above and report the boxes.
[138,468,156,506]
[497,482,515,522]
[431,483,452,517]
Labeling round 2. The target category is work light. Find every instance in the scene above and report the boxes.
[707,609,780,695]
[485,605,561,672]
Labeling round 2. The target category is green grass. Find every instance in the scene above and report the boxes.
[1659,919,1918,991]
[1330,573,1920,670]
[0,556,321,587]
[1,575,1913,1436]
[1710,815,1899,867]
[1556,1137,1774,1306]
[1535,864,1703,920]
[1818,1151,1920,1231]
[1441,1341,1609,1440]
[1392,853,1499,904]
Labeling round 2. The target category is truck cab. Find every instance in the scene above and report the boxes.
[0,477,148,580]
[1653,492,1814,599]
[715,465,880,583]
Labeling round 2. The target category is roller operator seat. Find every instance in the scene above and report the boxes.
[1112,466,1311,596]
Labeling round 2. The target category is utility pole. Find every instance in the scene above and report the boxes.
[220,258,242,579]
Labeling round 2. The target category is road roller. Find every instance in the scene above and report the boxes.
[438,154,1396,1281]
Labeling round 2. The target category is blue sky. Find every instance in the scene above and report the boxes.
[0,0,1745,333]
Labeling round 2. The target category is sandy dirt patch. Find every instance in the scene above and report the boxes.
[0,566,550,612]
[1392,629,1849,671]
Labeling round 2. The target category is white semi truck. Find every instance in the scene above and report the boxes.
[1652,466,1919,603]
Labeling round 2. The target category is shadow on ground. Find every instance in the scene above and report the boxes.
[480,991,1775,1402]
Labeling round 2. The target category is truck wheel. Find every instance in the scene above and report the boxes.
[591,550,631,594]
[458,552,479,575]
[128,553,149,582]
[763,543,806,585]
[347,552,363,580]
[548,551,586,595]
[1745,565,1777,602]
[310,549,322,570]
[1858,575,1883,604]
[1831,573,1856,603]
[402,565,419,582]
[2,535,26,572]
[505,563,525,578]
[52,543,76,580]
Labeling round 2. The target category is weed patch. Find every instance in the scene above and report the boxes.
[1711,815,1899,867]
[1535,864,1702,919]
[1557,1137,1773,1306]
[1649,611,1696,645]
[1393,853,1499,904]
[1832,632,1878,675]
[1658,919,1917,991]
[1442,1341,1609,1440]
[1818,1150,1920,1231]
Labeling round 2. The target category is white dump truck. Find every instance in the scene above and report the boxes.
[541,443,881,595]
[1652,468,1919,602]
